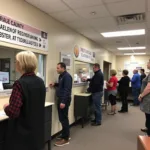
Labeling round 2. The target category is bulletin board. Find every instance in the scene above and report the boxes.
[124,61,146,79]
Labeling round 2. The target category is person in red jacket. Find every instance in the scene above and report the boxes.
[106,69,118,115]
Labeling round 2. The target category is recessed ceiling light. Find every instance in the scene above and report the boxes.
[124,53,146,55]
[101,29,145,37]
[90,12,96,15]
[118,46,146,50]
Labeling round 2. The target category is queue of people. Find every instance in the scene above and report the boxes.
[3,52,150,149]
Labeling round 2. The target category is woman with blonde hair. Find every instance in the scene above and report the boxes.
[106,69,118,115]
[3,51,46,150]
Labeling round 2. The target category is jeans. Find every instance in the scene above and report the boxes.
[145,113,150,136]
[57,102,70,140]
[92,91,103,124]
[132,88,140,105]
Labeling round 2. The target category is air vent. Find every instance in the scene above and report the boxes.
[116,13,145,25]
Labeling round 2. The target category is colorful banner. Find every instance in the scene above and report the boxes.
[74,45,95,63]
[0,14,48,51]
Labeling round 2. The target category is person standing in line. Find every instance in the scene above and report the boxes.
[106,69,118,115]
[83,63,104,126]
[118,70,130,113]
[139,61,150,136]
[140,69,146,84]
[50,62,72,147]
[3,51,46,150]
[140,69,147,132]
[131,69,141,106]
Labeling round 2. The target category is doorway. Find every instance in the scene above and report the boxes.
[103,61,111,81]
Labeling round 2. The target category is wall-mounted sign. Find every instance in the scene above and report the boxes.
[60,52,72,70]
[0,14,48,51]
[73,45,95,63]
[0,71,9,84]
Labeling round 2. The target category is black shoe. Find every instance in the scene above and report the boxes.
[118,110,125,113]
[141,128,148,133]
[91,122,101,126]
[91,119,96,123]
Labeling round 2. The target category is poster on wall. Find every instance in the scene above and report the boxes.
[60,52,72,70]
[0,71,9,84]
[124,61,146,79]
[0,14,48,51]
[74,45,95,63]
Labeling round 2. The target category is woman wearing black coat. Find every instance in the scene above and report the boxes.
[118,70,130,113]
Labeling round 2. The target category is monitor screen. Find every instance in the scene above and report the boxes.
[0,71,9,84]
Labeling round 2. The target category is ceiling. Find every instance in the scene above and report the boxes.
[25,0,150,55]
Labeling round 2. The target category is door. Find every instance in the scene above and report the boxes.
[103,61,111,81]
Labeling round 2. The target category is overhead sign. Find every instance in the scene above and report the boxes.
[0,14,48,51]
[74,45,95,63]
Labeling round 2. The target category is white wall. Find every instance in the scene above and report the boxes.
[116,55,150,71]
[0,0,116,135]
[116,55,150,79]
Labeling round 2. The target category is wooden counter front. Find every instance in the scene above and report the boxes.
[138,136,150,150]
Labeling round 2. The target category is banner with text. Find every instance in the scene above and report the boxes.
[74,45,95,63]
[0,14,48,51]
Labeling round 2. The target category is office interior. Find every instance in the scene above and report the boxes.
[0,0,150,150]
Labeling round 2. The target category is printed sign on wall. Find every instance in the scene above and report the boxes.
[0,71,9,84]
[0,14,48,51]
[74,45,95,63]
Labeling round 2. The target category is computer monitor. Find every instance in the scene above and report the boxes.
[0,71,9,84]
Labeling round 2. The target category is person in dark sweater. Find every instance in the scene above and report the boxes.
[118,70,130,113]
[83,63,104,126]
[50,62,72,147]
[140,69,146,84]
[140,69,147,133]
[3,51,46,150]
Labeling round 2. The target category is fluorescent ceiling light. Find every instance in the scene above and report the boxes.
[101,29,145,37]
[124,53,146,55]
[118,46,146,50]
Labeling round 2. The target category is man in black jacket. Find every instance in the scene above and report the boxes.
[84,63,104,126]
[50,62,72,147]
[140,69,146,84]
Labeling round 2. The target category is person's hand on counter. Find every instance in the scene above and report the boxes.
[3,104,9,110]
[49,83,55,88]
[60,103,65,109]
[81,77,87,82]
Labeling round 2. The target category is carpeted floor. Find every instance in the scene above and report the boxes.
[50,104,145,150]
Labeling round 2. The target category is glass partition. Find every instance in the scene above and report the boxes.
[0,46,46,90]
[74,61,93,84]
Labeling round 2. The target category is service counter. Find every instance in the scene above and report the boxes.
[138,136,150,150]
[0,95,54,150]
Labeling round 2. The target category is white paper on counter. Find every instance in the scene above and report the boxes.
[104,80,107,89]
[0,81,3,91]
[0,111,6,116]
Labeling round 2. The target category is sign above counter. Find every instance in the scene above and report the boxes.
[74,45,95,63]
[0,14,48,51]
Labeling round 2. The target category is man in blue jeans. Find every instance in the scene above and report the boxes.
[131,69,141,106]
[85,63,104,126]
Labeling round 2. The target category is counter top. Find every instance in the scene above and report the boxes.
[138,136,150,150]
[0,100,54,122]
[74,93,91,96]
